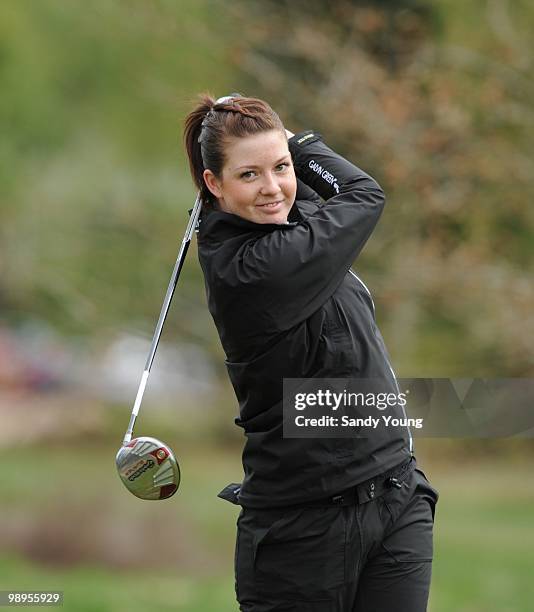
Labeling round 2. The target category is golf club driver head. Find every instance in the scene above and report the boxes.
[115,436,180,500]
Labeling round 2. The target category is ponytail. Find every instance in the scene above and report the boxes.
[183,93,216,209]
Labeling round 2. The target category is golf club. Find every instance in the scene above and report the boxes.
[115,193,202,500]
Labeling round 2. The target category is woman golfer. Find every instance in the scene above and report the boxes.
[184,93,439,611]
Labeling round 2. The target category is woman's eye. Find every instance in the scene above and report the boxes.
[275,163,289,172]
[240,171,255,179]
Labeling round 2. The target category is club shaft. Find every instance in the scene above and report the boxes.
[123,193,202,445]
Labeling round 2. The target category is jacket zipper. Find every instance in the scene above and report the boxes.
[348,269,414,454]
[349,269,375,316]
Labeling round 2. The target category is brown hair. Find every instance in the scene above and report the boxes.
[183,92,285,209]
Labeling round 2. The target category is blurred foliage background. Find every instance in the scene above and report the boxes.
[0,0,533,610]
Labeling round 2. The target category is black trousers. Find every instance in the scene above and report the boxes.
[233,458,439,611]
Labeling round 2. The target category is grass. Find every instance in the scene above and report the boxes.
[428,459,534,612]
[1,440,533,611]
[0,556,235,612]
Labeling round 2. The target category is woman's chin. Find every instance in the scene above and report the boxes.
[258,212,287,224]
[255,204,290,224]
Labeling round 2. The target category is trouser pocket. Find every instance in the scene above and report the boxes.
[378,467,437,563]
[236,505,346,602]
[413,468,439,522]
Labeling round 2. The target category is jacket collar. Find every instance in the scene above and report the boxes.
[197,199,319,244]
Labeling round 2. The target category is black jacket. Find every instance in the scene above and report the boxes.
[198,130,413,508]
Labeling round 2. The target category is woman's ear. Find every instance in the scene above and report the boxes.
[203,169,223,199]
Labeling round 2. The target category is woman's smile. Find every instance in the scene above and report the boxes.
[256,200,284,210]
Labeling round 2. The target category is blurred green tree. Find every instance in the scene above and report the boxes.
[227,0,534,376]
[0,0,233,360]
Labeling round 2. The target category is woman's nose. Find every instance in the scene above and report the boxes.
[260,172,282,195]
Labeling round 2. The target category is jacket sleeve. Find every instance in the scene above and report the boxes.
[240,130,386,331]
[295,177,323,205]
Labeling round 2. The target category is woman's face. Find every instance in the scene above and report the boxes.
[203,129,297,225]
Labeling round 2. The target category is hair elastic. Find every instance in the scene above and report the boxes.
[197,93,244,143]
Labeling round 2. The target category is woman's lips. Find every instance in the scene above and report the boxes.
[257,200,283,212]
